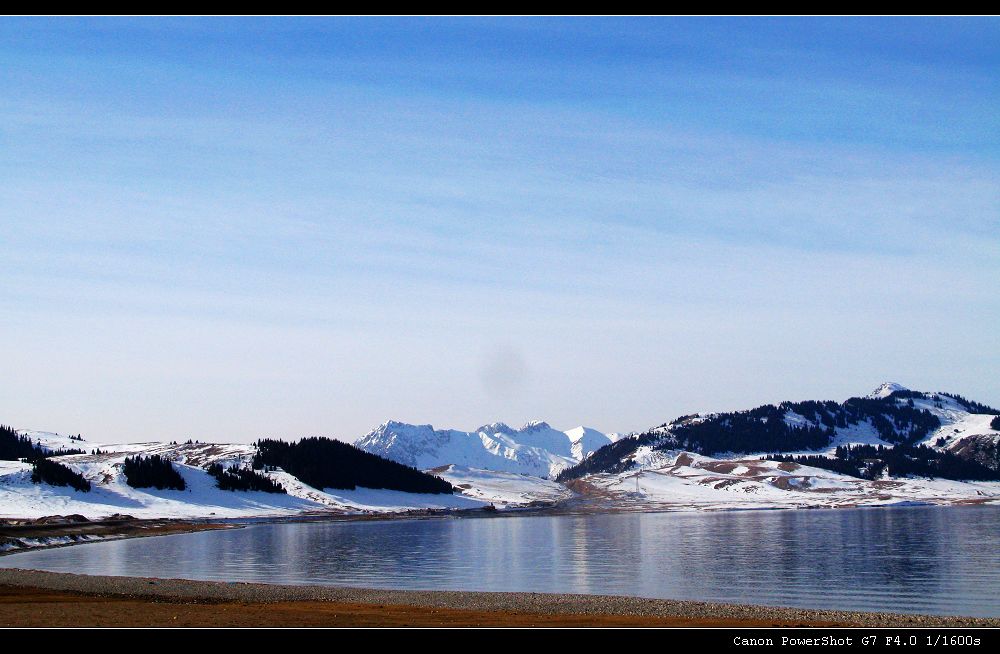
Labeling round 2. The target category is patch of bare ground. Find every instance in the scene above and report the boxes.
[674,453,694,467]
[771,476,797,490]
[179,444,241,467]
[700,461,740,474]
[777,462,800,472]
[552,479,628,514]
[562,478,615,499]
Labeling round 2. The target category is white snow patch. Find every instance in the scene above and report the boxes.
[436,465,573,508]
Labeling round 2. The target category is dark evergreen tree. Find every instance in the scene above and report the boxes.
[938,393,1000,415]
[31,458,91,492]
[122,455,186,490]
[767,443,1000,482]
[252,437,453,494]
[206,463,285,493]
[664,402,838,455]
[1,425,83,461]
[1,425,48,461]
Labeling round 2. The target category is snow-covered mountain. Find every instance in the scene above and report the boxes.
[559,383,1000,481]
[549,383,1000,512]
[356,420,612,478]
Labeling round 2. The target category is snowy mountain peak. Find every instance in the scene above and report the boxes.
[563,426,617,460]
[476,422,516,436]
[867,382,909,399]
[380,419,431,431]
[520,420,552,432]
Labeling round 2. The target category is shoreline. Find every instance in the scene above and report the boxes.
[0,516,240,556]
[2,568,998,628]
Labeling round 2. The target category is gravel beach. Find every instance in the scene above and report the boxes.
[1,568,997,628]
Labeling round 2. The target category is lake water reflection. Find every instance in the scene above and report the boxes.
[4,505,998,617]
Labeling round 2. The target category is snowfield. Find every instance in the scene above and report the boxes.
[434,465,574,508]
[582,450,1000,512]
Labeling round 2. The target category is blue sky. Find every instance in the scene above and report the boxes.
[1,17,998,443]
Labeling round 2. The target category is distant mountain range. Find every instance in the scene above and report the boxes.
[354,384,998,483]
[355,420,615,478]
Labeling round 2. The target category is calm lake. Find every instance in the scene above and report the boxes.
[4,505,999,617]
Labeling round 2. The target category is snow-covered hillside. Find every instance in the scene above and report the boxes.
[561,383,1000,481]
[0,433,488,520]
[791,384,1000,455]
[776,388,1000,456]
[575,449,1000,512]
[356,420,612,478]
[552,383,1000,511]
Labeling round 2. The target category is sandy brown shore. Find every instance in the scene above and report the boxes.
[1,568,997,628]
